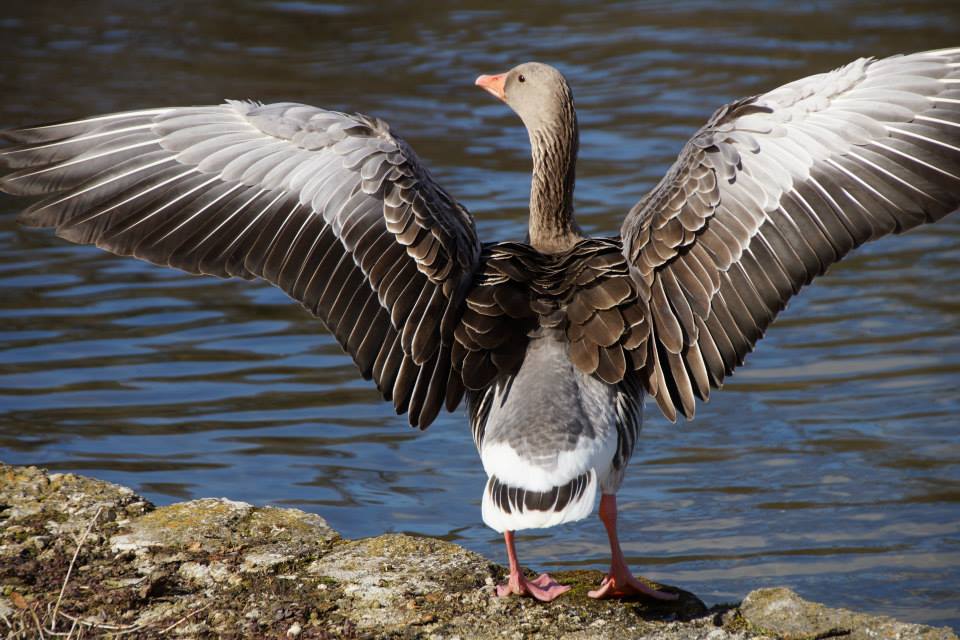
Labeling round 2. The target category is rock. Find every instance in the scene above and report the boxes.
[307,533,494,630]
[178,560,232,586]
[110,497,254,554]
[737,587,958,640]
[1,461,956,640]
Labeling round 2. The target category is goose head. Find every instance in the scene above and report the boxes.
[475,62,575,135]
[475,62,582,253]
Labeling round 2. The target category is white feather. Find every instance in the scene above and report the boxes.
[481,471,597,533]
[480,437,614,493]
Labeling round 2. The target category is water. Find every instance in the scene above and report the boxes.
[2,0,959,628]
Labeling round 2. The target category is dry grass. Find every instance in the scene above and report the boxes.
[2,507,212,639]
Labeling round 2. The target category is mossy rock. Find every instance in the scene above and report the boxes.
[2,462,957,640]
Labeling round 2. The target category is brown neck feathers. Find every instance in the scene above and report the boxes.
[528,100,581,253]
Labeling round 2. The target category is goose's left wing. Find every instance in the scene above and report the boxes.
[619,47,960,421]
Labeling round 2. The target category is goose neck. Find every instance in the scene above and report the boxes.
[528,110,580,254]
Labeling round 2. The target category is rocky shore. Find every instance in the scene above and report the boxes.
[1,462,956,639]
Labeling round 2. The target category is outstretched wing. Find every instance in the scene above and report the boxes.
[620,47,960,421]
[0,101,481,427]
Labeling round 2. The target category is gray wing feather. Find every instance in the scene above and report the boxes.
[0,100,482,428]
[621,47,960,422]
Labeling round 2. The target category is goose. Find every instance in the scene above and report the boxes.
[2,47,959,602]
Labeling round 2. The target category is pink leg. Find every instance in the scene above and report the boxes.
[496,530,571,602]
[588,494,678,600]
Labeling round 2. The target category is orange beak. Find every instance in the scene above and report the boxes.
[475,73,507,101]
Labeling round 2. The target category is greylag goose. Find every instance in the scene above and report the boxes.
[2,47,959,602]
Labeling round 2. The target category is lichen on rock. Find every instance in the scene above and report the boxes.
[733,587,957,640]
[1,463,957,639]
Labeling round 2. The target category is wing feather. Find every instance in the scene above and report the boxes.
[620,48,960,420]
[1,100,482,428]
[621,50,960,419]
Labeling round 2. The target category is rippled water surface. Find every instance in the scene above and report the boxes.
[2,0,959,628]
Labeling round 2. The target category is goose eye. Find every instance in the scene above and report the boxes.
[518,74,526,83]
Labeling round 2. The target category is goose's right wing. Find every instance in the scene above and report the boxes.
[619,47,960,421]
[0,101,481,427]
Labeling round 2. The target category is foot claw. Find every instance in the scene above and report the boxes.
[496,572,571,602]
